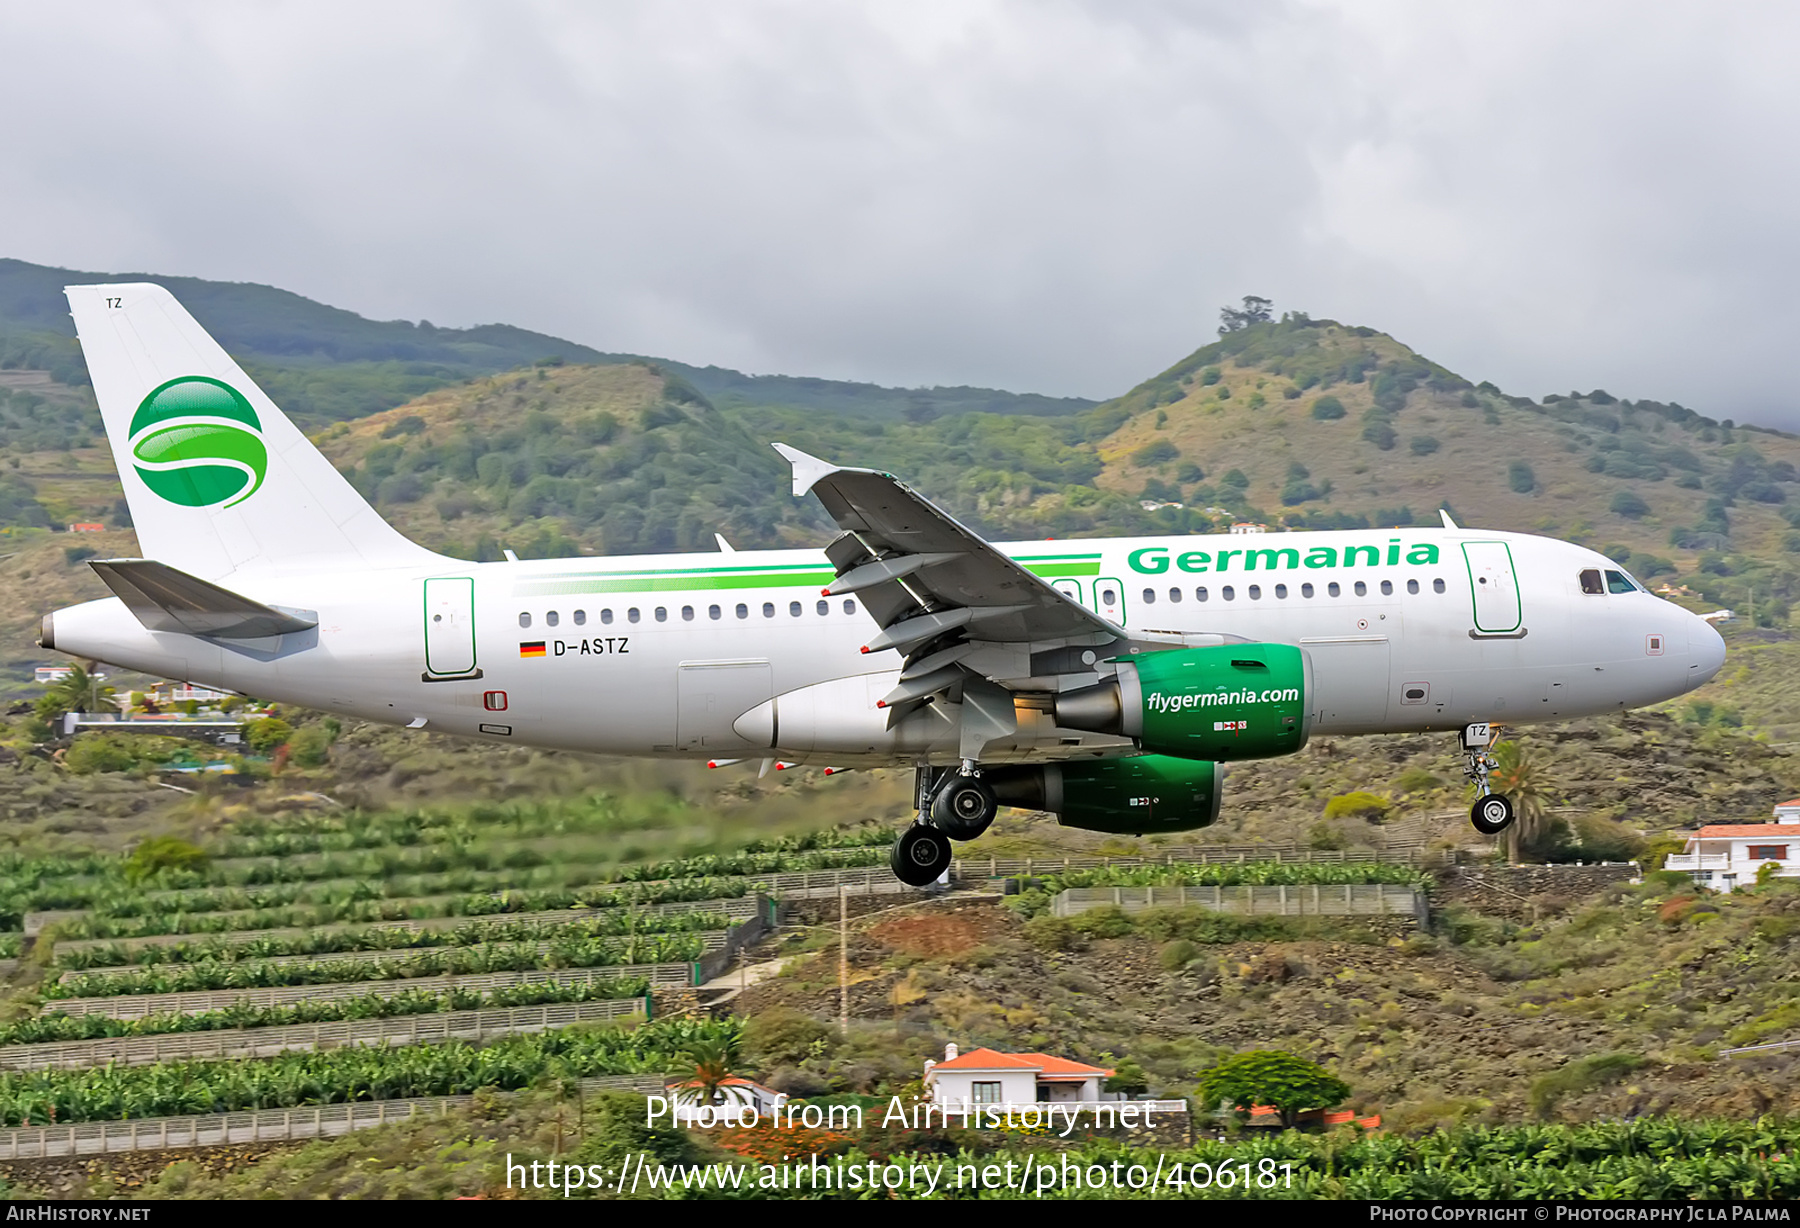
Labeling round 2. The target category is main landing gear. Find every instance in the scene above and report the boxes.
[889,763,999,887]
[1460,723,1516,836]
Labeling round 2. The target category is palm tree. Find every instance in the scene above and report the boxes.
[673,1034,752,1124]
[1488,740,1552,864]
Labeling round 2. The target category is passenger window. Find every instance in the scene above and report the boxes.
[817,600,829,616]
[1196,587,1209,602]
[628,608,641,623]
[763,602,775,618]
[1605,569,1637,594]
[1432,579,1446,594]
[1380,580,1393,596]
[518,612,531,628]
[1275,583,1288,598]
[1301,582,1314,598]
[1354,581,1367,597]
[708,604,721,620]
[1168,587,1182,603]
[1406,579,1419,595]
[546,610,559,627]
[735,603,748,619]
[601,609,614,625]
[1222,586,1236,601]
[843,599,857,614]
[1248,585,1262,599]
[789,601,802,617]
[1328,582,1341,597]
[1580,569,1605,595]
[574,609,586,626]
[1142,588,1156,605]
[655,607,667,622]
[1101,587,1117,605]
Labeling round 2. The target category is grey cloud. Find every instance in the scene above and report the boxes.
[2,2,1797,423]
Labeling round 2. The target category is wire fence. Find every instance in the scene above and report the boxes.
[50,895,765,960]
[0,998,650,1072]
[1051,883,1429,922]
[48,962,696,1019]
[0,1075,668,1160]
[55,928,743,987]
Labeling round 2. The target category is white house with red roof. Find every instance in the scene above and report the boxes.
[1665,801,1800,892]
[923,1043,1113,1105]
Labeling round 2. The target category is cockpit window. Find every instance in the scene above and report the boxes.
[1579,569,1605,595]
[1604,569,1639,594]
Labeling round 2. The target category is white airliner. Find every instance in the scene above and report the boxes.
[42,285,1726,884]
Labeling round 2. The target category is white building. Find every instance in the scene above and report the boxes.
[1666,802,1800,892]
[922,1044,1112,1105]
[663,1075,783,1125]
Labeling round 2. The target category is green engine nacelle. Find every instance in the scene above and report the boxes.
[990,756,1221,835]
[1054,642,1313,762]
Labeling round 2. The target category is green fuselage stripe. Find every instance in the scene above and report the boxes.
[514,552,1104,596]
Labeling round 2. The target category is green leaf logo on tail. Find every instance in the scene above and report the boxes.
[129,377,268,508]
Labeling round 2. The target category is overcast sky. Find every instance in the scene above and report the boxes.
[5,2,1799,424]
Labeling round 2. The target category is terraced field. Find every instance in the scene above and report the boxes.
[0,804,908,1140]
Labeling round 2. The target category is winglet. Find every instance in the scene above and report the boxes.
[1439,508,1460,530]
[772,442,837,497]
[713,533,736,554]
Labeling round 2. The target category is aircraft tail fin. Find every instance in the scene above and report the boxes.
[65,283,439,581]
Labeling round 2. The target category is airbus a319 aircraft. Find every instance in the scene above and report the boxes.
[42,285,1728,884]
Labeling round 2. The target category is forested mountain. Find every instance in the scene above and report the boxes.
[0,258,1090,426]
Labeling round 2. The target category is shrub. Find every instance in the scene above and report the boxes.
[1323,791,1392,821]
[1200,367,1222,386]
[286,725,334,768]
[1362,422,1397,450]
[1395,767,1443,793]
[1508,461,1536,493]
[245,717,294,754]
[1160,939,1199,970]
[743,1006,836,1068]
[123,835,209,884]
[1528,1053,1645,1119]
[1197,1051,1350,1127]
[1310,396,1346,421]
[1071,905,1133,939]
[1610,490,1650,518]
[1132,440,1179,467]
[63,733,141,775]
[1022,915,1084,952]
[1221,469,1250,490]
[1409,435,1441,456]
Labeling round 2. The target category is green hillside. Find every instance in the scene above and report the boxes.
[0,258,1089,427]
[1087,315,1800,625]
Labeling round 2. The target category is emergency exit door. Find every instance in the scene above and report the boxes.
[423,577,481,679]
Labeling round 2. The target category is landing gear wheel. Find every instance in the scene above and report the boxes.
[1470,794,1515,835]
[931,776,998,840]
[890,824,953,887]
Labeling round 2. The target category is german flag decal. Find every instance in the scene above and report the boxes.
[519,641,547,658]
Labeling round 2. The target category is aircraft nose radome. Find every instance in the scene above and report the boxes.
[1687,615,1727,691]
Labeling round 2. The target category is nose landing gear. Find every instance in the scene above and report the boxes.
[1461,723,1516,836]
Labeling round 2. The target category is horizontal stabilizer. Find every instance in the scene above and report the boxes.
[88,559,318,639]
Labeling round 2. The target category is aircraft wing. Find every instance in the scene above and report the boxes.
[775,443,1126,720]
